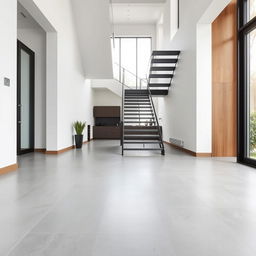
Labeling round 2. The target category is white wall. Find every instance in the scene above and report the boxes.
[93,89,121,106]
[72,0,113,79]
[157,0,232,153]
[18,25,46,149]
[157,0,214,152]
[196,24,212,153]
[156,0,170,49]
[29,0,94,149]
[115,24,157,49]
[0,0,17,168]
[195,0,232,153]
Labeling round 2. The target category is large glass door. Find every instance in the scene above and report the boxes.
[238,0,256,165]
[17,41,35,155]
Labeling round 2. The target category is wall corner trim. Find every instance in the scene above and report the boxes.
[0,163,18,175]
[164,141,212,157]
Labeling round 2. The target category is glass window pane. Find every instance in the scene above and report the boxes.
[249,0,256,20]
[121,38,137,87]
[111,38,120,80]
[137,38,151,81]
[248,28,256,158]
[20,49,31,150]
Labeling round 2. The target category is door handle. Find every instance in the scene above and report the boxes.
[18,121,22,124]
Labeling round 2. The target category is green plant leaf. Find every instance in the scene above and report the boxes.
[73,121,86,135]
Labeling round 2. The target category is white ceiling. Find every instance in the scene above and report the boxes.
[17,2,42,29]
[111,3,164,24]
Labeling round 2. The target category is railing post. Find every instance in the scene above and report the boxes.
[121,68,125,155]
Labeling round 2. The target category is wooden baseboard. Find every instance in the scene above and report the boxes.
[34,148,46,153]
[196,152,212,157]
[45,140,92,155]
[45,145,74,155]
[164,141,212,157]
[0,163,18,175]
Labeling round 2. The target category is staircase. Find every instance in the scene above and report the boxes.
[122,89,165,155]
[119,50,180,155]
[149,51,180,96]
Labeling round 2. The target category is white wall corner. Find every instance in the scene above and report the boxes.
[196,24,212,153]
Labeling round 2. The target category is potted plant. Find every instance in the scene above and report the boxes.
[73,121,86,149]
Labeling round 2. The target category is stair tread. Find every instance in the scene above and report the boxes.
[150,66,176,71]
[151,59,178,63]
[152,50,180,56]
[149,83,171,87]
[124,142,161,144]
[149,74,174,78]
[124,113,154,115]
[123,148,163,151]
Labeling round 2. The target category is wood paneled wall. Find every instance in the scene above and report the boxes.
[212,0,237,157]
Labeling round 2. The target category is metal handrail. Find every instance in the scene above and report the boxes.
[114,62,148,88]
[118,55,165,155]
[121,68,125,155]
[146,55,165,152]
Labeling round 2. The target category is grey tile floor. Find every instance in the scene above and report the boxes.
[1,140,256,255]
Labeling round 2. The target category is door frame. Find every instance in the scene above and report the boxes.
[17,40,35,155]
[238,0,256,167]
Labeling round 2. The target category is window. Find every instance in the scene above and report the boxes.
[111,37,152,88]
[238,0,256,166]
[249,0,256,21]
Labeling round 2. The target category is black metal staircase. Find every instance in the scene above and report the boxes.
[118,50,180,155]
[121,89,165,155]
[149,51,180,96]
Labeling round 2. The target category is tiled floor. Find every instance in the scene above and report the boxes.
[1,140,256,255]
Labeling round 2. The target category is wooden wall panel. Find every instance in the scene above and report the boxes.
[212,0,237,157]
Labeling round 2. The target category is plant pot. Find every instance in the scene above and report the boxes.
[75,135,83,149]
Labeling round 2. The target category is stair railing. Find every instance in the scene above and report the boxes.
[146,54,165,154]
[121,67,125,155]
[114,60,165,155]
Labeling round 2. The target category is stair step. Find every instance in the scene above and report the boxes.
[123,141,161,144]
[124,128,158,132]
[150,90,169,96]
[125,103,151,106]
[124,121,155,124]
[124,117,155,119]
[125,101,150,103]
[150,66,176,71]
[125,95,149,97]
[124,136,161,143]
[124,134,159,137]
[152,50,180,56]
[149,74,174,79]
[123,148,163,151]
[124,110,153,112]
[124,97,150,102]
[124,113,153,116]
[149,83,171,88]
[125,89,149,93]
[151,59,178,64]
[124,107,152,109]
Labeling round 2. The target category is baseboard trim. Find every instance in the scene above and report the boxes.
[45,140,92,155]
[0,163,18,175]
[164,141,212,157]
[45,145,74,155]
[196,153,212,157]
[34,148,46,153]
